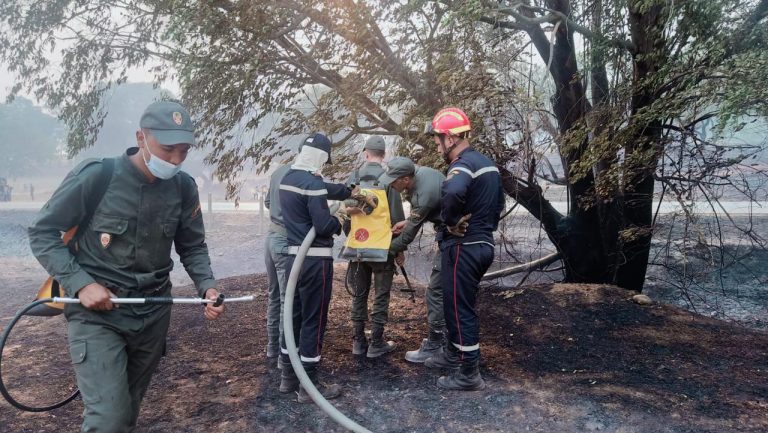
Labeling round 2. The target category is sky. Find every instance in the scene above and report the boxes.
[0,62,180,107]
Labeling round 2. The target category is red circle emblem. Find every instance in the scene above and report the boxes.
[354,228,369,242]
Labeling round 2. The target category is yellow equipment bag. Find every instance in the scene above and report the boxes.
[341,188,391,262]
[27,227,78,316]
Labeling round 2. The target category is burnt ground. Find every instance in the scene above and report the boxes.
[1,267,767,433]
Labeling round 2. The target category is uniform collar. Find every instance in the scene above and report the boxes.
[450,146,473,164]
[124,147,157,184]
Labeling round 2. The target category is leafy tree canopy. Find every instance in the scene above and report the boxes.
[2,0,767,290]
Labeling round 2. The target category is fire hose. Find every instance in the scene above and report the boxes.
[283,205,373,433]
[2,209,373,431]
[0,294,253,412]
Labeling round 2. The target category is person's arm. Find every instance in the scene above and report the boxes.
[441,164,472,227]
[389,211,426,254]
[325,181,353,201]
[309,179,342,236]
[389,193,436,253]
[28,162,101,296]
[175,174,217,298]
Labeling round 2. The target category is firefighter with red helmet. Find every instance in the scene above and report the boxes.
[423,107,505,390]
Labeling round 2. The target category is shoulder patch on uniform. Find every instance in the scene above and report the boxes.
[446,169,461,181]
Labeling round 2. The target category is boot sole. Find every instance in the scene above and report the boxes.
[404,350,441,363]
[404,356,427,363]
[437,378,486,391]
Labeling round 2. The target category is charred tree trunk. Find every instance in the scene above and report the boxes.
[616,0,668,291]
[503,0,669,290]
[520,0,611,284]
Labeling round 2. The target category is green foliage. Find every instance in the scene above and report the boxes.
[0,0,532,187]
[1,0,767,288]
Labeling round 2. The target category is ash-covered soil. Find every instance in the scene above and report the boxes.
[1,210,766,432]
[1,270,766,432]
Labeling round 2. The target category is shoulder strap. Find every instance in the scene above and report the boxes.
[178,173,196,208]
[83,158,115,227]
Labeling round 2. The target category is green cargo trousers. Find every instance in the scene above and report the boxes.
[349,258,395,326]
[425,250,445,331]
[65,304,171,433]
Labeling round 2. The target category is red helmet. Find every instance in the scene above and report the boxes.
[431,107,471,135]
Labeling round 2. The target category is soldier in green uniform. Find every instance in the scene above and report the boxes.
[378,157,447,363]
[28,101,225,433]
[344,136,405,357]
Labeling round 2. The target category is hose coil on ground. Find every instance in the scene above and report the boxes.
[0,298,80,412]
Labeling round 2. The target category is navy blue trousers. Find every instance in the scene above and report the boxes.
[441,242,494,363]
[280,255,334,364]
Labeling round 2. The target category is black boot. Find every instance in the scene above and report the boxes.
[367,324,396,358]
[297,363,342,404]
[424,342,460,369]
[438,359,486,391]
[278,354,300,393]
[405,329,443,363]
[351,322,368,355]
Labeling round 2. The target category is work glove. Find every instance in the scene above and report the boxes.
[447,213,471,237]
[346,189,379,215]
[334,206,350,225]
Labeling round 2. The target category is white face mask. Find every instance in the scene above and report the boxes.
[141,137,182,180]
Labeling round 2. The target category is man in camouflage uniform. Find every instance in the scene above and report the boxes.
[28,101,224,432]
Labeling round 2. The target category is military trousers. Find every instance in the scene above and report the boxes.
[265,230,290,346]
[425,249,445,331]
[280,255,334,362]
[65,303,171,433]
[440,242,494,363]
[349,258,395,326]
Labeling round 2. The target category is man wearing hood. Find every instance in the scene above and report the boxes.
[277,133,353,403]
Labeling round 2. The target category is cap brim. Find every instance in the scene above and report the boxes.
[149,129,196,146]
[378,173,399,186]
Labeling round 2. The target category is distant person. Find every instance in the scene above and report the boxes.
[30,183,34,200]
[28,100,225,431]
[234,195,240,210]
[344,136,405,357]
[264,163,292,359]
[378,157,447,363]
[277,133,355,403]
[424,107,504,390]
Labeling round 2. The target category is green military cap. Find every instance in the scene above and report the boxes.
[140,101,196,145]
[379,156,415,186]
[364,136,386,152]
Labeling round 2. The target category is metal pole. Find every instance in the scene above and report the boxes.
[259,193,265,235]
[208,192,213,229]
